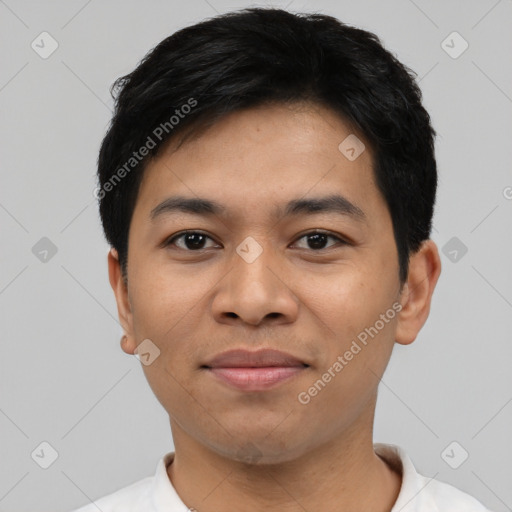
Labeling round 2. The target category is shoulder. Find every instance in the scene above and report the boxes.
[67,475,153,512]
[374,443,494,512]
[424,476,493,512]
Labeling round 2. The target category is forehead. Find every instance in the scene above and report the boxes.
[133,102,385,226]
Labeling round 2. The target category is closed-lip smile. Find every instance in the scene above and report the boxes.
[202,348,309,391]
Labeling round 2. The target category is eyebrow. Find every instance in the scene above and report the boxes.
[150,194,367,224]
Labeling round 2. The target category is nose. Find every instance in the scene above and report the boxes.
[211,238,300,327]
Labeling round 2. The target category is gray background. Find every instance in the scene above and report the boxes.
[1,0,511,511]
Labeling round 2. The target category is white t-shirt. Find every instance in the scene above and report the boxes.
[69,443,493,512]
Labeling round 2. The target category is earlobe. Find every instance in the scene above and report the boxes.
[108,248,137,355]
[120,334,136,355]
[395,239,442,346]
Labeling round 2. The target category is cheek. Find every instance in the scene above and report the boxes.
[129,261,205,336]
[301,266,398,373]
[128,263,217,382]
[298,267,376,336]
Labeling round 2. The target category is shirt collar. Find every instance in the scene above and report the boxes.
[150,452,189,511]
[374,443,438,512]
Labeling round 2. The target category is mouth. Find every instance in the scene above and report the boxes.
[201,349,310,391]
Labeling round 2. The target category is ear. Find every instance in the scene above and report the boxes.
[108,248,137,355]
[395,239,442,345]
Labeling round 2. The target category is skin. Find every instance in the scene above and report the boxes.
[108,101,441,512]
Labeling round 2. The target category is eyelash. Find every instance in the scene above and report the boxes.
[163,230,349,252]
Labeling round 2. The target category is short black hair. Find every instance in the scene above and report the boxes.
[96,7,437,286]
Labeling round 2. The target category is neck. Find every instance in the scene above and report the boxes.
[166,414,402,512]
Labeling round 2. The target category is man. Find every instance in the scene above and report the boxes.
[72,7,493,511]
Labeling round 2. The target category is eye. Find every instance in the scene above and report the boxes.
[164,231,219,251]
[163,230,349,252]
[293,230,348,250]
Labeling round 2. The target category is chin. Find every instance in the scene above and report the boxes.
[206,432,312,466]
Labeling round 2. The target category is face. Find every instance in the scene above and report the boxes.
[109,102,440,464]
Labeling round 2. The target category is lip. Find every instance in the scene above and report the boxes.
[202,349,309,391]
[203,348,307,368]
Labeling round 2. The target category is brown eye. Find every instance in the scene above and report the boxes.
[293,231,348,250]
[165,231,218,251]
